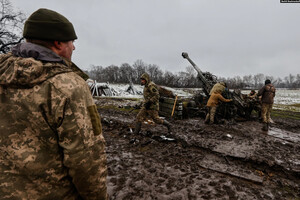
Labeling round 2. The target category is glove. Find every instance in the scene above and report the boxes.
[159,98,165,103]
[144,102,151,109]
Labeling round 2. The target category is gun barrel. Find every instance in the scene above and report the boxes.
[182,52,202,74]
[182,52,212,96]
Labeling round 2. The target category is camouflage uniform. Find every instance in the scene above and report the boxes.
[257,82,276,130]
[134,73,171,134]
[0,43,108,199]
[136,73,163,124]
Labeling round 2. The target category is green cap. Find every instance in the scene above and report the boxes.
[23,8,77,41]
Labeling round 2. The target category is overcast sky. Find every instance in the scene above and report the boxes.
[10,0,300,78]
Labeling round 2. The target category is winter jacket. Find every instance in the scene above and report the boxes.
[0,42,107,200]
[141,73,159,111]
[257,83,276,104]
[209,82,226,95]
[207,92,232,107]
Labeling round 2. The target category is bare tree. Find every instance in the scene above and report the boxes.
[296,74,300,87]
[243,75,253,87]
[132,59,146,82]
[119,63,134,83]
[0,0,24,52]
[0,0,26,53]
[253,73,265,88]
[88,65,104,81]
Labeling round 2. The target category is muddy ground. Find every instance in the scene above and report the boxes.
[96,98,300,200]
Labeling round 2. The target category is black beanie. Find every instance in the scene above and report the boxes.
[23,8,77,41]
[265,79,271,85]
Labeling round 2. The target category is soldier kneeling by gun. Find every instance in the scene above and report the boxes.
[133,73,172,134]
[205,90,233,125]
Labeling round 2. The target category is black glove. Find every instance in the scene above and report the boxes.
[159,98,165,103]
[144,102,151,109]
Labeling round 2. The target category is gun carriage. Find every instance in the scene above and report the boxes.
[181,52,261,121]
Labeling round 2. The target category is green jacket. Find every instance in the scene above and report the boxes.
[141,73,160,111]
[0,43,107,200]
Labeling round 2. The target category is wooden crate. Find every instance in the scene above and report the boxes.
[159,97,183,119]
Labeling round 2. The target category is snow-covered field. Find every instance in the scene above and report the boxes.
[242,89,300,112]
[241,89,300,105]
[93,83,300,111]
[96,83,195,98]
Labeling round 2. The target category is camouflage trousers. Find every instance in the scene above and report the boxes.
[205,106,217,123]
[261,103,273,123]
[136,108,164,124]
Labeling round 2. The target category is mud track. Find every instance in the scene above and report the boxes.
[97,99,300,200]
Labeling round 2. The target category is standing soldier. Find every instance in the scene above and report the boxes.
[134,73,172,134]
[209,82,227,95]
[257,79,276,131]
[0,8,108,199]
[205,90,233,124]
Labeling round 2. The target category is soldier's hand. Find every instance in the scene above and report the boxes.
[145,102,151,109]
[159,98,165,103]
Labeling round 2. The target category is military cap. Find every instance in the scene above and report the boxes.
[265,79,271,85]
[23,8,77,41]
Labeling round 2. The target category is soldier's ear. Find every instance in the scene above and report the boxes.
[53,41,62,50]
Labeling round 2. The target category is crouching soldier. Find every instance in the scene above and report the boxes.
[134,73,172,134]
[205,91,233,124]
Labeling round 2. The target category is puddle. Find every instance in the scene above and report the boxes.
[267,127,300,143]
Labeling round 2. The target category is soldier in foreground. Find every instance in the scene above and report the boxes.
[205,90,233,124]
[0,9,108,199]
[134,73,172,134]
[257,79,276,131]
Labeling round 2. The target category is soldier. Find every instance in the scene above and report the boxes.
[0,9,108,199]
[134,73,172,134]
[257,79,276,131]
[248,89,257,98]
[209,82,227,95]
[205,91,233,124]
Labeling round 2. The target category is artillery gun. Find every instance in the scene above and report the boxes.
[182,52,260,120]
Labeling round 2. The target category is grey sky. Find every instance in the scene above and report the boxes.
[10,0,300,78]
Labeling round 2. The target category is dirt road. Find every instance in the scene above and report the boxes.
[97,99,300,200]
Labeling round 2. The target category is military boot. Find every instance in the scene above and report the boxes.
[261,122,268,131]
[163,120,172,133]
[133,122,142,134]
[204,114,210,124]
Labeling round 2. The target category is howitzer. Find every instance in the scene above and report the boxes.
[182,52,258,119]
[182,52,213,96]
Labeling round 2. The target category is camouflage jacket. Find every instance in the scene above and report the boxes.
[0,43,107,200]
[257,83,276,104]
[141,73,159,111]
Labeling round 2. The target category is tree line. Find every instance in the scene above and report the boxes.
[1,0,299,89]
[86,60,300,89]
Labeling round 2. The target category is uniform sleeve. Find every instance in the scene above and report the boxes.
[217,94,232,103]
[147,84,160,103]
[257,86,265,97]
[54,74,108,200]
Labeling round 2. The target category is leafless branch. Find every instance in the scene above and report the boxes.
[0,0,26,54]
